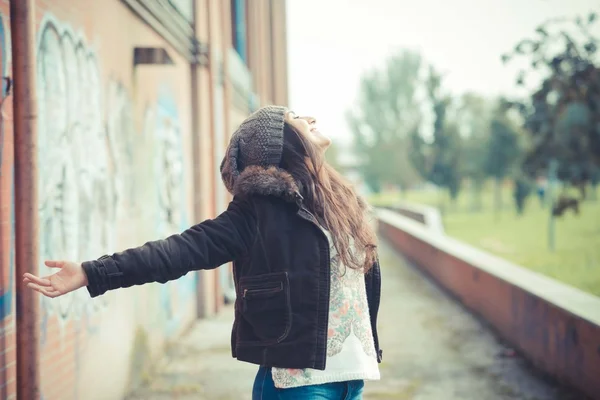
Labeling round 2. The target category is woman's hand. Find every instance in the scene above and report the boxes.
[23,260,89,298]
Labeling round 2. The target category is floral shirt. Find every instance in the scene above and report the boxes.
[271,230,380,388]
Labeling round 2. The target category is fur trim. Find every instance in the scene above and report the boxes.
[232,165,370,211]
[232,166,300,203]
[230,165,370,212]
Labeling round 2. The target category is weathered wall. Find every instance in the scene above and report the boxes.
[0,2,15,398]
[2,0,199,398]
[0,0,289,398]
[34,2,197,399]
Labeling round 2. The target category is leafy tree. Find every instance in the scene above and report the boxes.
[456,93,494,211]
[411,66,462,201]
[485,100,522,212]
[503,12,600,198]
[347,50,423,193]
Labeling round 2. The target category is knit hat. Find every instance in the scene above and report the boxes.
[220,105,288,193]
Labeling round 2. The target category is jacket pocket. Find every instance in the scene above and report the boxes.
[237,271,291,346]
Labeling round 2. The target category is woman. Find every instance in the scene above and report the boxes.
[23,106,382,400]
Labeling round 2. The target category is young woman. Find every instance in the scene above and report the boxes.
[23,106,383,400]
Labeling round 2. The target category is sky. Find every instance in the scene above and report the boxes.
[286,0,599,146]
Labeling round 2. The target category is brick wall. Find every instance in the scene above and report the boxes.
[0,0,288,398]
[35,1,198,399]
[1,0,200,398]
[0,1,15,398]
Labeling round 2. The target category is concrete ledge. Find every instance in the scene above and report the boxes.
[381,202,445,235]
[377,208,600,400]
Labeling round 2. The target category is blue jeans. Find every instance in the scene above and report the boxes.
[252,366,364,400]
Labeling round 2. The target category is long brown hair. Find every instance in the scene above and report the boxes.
[280,123,378,272]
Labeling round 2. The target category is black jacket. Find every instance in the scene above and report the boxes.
[82,166,382,370]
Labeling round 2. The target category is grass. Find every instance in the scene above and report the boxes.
[370,183,600,297]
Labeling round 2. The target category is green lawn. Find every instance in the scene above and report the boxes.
[371,184,600,297]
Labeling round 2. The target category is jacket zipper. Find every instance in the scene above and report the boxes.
[297,206,330,369]
[242,282,283,313]
[242,282,282,298]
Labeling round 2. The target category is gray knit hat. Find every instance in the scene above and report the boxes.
[220,105,288,193]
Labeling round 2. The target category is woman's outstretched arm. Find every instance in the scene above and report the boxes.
[24,196,256,298]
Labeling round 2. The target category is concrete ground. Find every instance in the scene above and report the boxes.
[125,239,584,400]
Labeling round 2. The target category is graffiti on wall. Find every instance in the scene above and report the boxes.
[155,92,186,237]
[153,90,196,336]
[0,12,14,323]
[34,14,197,340]
[106,81,136,218]
[0,12,9,169]
[36,16,115,325]
[0,173,14,324]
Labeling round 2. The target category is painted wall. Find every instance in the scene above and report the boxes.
[1,0,200,398]
[34,4,198,398]
[0,3,15,398]
[0,0,289,398]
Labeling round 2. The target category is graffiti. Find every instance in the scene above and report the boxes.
[0,13,13,323]
[36,16,113,324]
[0,169,14,323]
[0,12,10,169]
[34,14,197,339]
[155,92,186,236]
[106,81,136,219]
[153,90,195,336]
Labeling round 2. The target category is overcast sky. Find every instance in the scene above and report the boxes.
[286,0,599,145]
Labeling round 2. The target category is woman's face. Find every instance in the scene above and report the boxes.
[285,111,332,150]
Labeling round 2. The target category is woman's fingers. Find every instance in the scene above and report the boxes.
[45,260,65,269]
[23,273,51,287]
[27,282,61,298]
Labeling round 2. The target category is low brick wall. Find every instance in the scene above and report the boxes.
[380,202,445,235]
[377,209,600,400]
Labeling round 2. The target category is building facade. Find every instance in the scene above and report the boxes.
[0,1,288,399]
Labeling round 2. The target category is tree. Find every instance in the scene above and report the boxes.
[503,12,600,199]
[484,100,522,213]
[410,66,463,202]
[347,50,423,193]
[456,93,494,212]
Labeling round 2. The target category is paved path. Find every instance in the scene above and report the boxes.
[125,239,583,400]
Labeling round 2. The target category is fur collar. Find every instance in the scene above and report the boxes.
[231,165,369,211]
[233,166,301,203]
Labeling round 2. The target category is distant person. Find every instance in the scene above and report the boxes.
[536,176,548,206]
[24,106,382,400]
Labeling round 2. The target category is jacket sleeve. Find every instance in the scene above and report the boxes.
[81,196,256,298]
